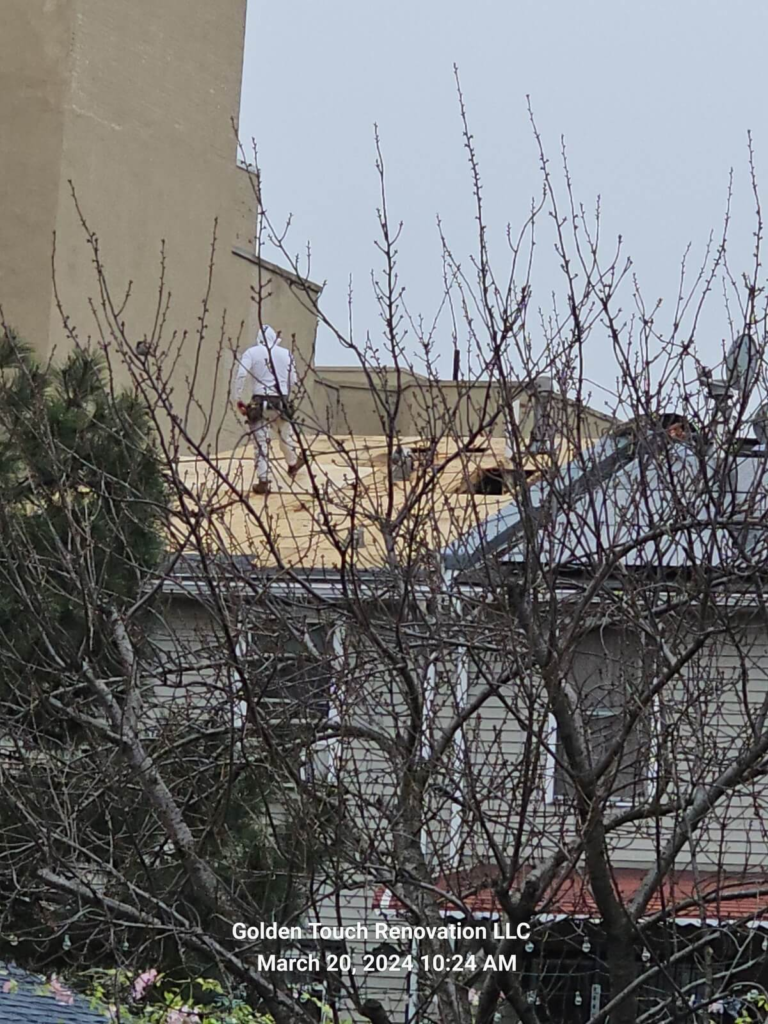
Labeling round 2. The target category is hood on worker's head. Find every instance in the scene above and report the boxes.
[258,325,281,348]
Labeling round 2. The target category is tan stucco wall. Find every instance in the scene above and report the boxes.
[0,0,321,448]
[311,366,502,437]
[0,0,75,349]
[314,367,615,441]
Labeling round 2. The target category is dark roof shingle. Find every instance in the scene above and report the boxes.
[0,963,107,1023]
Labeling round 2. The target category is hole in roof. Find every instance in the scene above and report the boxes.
[472,468,506,495]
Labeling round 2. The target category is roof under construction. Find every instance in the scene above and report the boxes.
[171,434,575,571]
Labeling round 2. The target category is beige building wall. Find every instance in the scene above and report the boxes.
[0,0,75,348]
[0,0,321,447]
[315,365,615,442]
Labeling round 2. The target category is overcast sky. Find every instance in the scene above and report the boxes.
[240,0,768,410]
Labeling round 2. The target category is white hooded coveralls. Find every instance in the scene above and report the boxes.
[234,326,298,483]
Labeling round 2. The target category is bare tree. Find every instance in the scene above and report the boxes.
[2,98,768,1024]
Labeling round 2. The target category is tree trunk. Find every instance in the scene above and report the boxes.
[606,937,638,1024]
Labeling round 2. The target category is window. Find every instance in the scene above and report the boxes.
[239,617,333,723]
[234,616,345,784]
[553,628,652,802]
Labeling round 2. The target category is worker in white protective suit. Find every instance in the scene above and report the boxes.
[233,325,305,494]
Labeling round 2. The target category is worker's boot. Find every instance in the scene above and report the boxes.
[252,480,271,495]
[288,455,307,479]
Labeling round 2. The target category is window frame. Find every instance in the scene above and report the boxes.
[546,629,660,806]
[231,612,338,740]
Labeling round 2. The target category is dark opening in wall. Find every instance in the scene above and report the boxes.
[473,468,505,495]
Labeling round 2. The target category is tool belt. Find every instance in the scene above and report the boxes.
[243,395,293,423]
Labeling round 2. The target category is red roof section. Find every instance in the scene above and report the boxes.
[374,868,768,924]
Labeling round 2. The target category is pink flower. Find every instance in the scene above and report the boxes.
[49,976,75,1005]
[131,968,159,1001]
[166,1008,201,1024]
